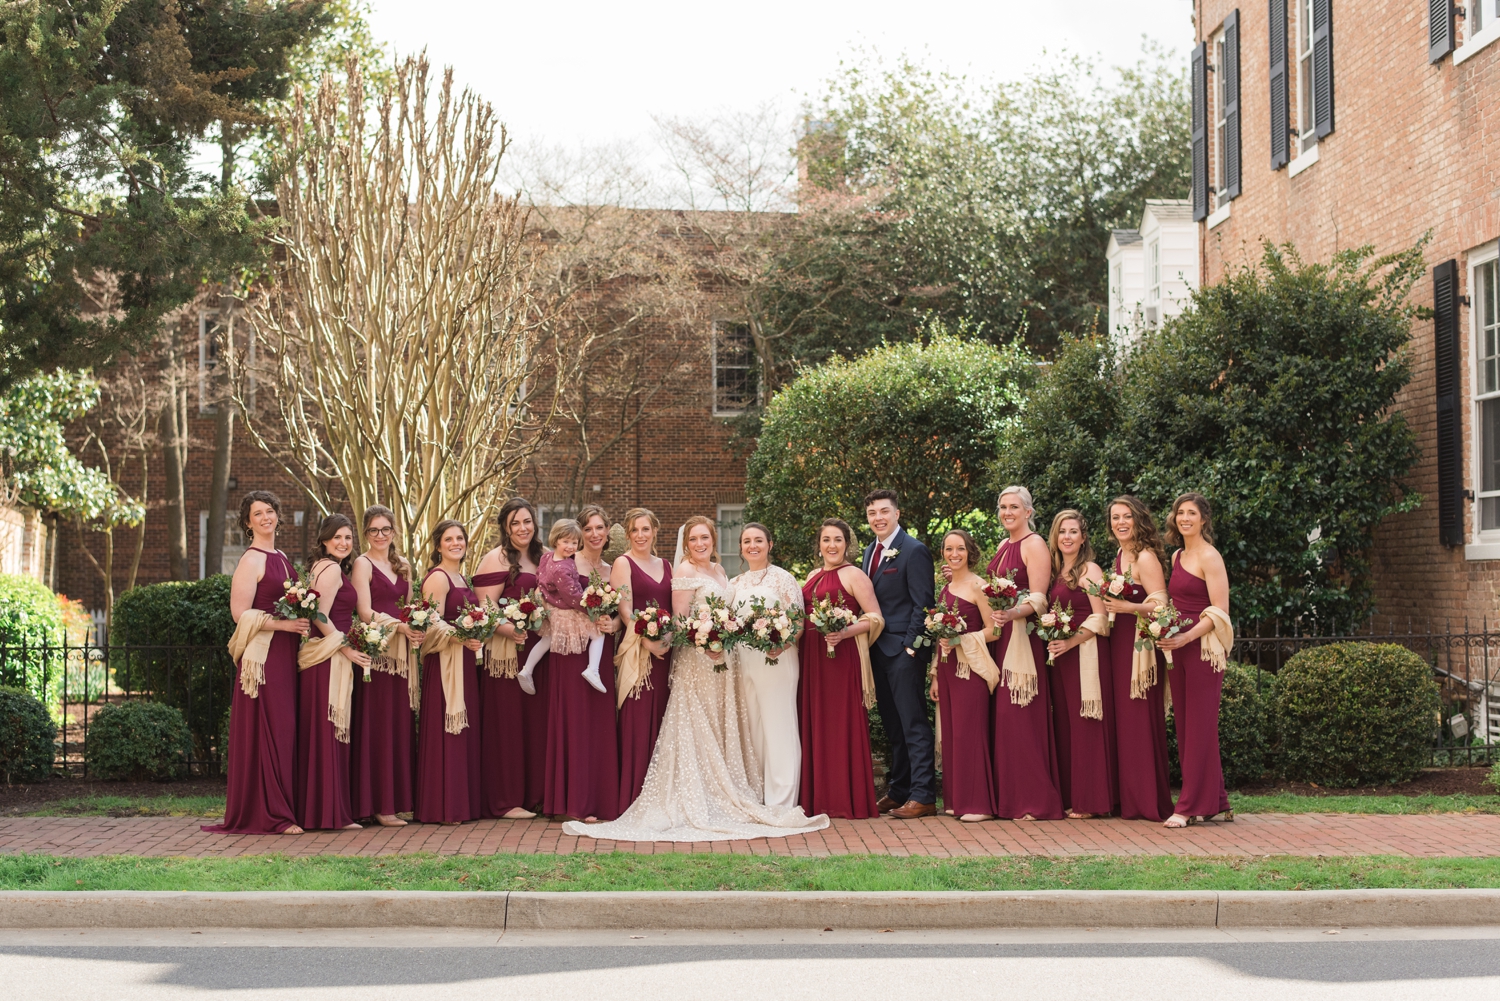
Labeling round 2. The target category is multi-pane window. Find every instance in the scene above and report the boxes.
[1214,30,1229,201]
[198,311,225,414]
[712,321,758,416]
[1477,259,1500,534]
[1296,0,1317,154]
[717,504,746,575]
[1148,241,1161,310]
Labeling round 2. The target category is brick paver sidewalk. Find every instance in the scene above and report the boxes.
[2,812,1497,858]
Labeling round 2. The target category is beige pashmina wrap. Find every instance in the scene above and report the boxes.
[296,631,353,743]
[1076,611,1111,720]
[227,610,275,698]
[1129,589,1170,699]
[420,620,470,734]
[999,591,1048,706]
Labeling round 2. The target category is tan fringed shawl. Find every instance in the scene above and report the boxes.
[999,592,1048,705]
[853,612,885,709]
[1076,611,1111,719]
[614,625,656,708]
[369,611,420,712]
[420,620,469,734]
[953,631,1001,693]
[485,631,520,680]
[227,609,275,698]
[297,631,353,743]
[1129,588,1170,698]
[1199,605,1235,672]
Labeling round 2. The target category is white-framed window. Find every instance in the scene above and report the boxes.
[198,510,247,578]
[1473,249,1500,548]
[711,321,758,416]
[198,311,225,414]
[1146,240,1161,325]
[1213,28,1228,204]
[1457,1,1500,62]
[716,503,746,576]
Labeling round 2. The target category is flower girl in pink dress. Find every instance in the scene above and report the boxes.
[517,520,607,695]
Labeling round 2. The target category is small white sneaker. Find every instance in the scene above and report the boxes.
[581,664,606,694]
[517,673,536,696]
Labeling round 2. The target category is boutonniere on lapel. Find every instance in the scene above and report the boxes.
[882,548,900,562]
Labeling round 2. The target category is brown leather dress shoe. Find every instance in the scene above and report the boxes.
[888,800,938,820]
[876,795,901,814]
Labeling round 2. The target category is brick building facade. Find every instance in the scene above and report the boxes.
[1190,0,1500,623]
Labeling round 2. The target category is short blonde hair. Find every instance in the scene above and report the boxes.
[680,515,720,563]
[548,518,582,549]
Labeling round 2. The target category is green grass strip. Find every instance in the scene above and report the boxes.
[4,854,1499,892]
[24,795,226,819]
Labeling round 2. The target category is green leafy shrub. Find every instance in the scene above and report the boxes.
[1274,642,1439,787]
[0,685,56,782]
[0,574,66,708]
[85,701,193,781]
[1165,663,1274,790]
[112,576,235,648]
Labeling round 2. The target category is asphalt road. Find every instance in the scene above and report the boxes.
[4,926,1498,999]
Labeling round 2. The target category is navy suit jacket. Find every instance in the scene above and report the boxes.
[860,528,934,659]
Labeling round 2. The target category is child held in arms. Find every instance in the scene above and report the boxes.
[517,519,608,695]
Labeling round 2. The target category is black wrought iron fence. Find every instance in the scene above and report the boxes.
[0,640,234,776]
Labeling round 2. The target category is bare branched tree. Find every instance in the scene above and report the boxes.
[237,55,552,561]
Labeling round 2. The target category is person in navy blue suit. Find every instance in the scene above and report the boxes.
[860,490,938,819]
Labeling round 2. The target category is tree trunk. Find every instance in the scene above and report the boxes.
[205,390,232,578]
[161,374,190,581]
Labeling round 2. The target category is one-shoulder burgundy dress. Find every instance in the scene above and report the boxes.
[986,536,1063,820]
[1048,574,1113,816]
[472,566,549,816]
[1110,553,1172,821]
[933,585,996,817]
[350,557,415,819]
[796,568,878,820]
[204,547,299,834]
[543,561,620,821]
[296,564,357,830]
[1167,552,1230,819]
[414,568,482,823]
[617,556,673,808]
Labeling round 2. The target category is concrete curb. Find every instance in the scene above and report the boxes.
[3,889,1500,930]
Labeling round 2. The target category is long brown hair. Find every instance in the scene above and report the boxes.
[818,518,854,566]
[309,513,356,577]
[1165,492,1216,548]
[1108,494,1167,570]
[497,497,543,586]
[941,529,981,571]
[1047,509,1096,590]
[429,519,468,568]
[361,505,410,580]
[680,514,720,563]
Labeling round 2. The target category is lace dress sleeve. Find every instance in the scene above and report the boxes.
[772,566,805,612]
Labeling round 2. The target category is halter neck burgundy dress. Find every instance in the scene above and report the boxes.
[986,535,1063,820]
[296,562,357,830]
[1167,551,1230,819]
[617,556,673,808]
[1047,572,1113,816]
[204,547,299,834]
[350,557,415,820]
[471,563,549,816]
[415,568,482,824]
[1110,552,1172,821]
[933,585,996,818]
[543,558,620,821]
[797,568,878,820]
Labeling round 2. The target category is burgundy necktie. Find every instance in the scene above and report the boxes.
[868,541,883,575]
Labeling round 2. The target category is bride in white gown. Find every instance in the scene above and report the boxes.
[564,517,828,842]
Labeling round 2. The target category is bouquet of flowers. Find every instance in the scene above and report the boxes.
[807,592,860,658]
[630,602,674,645]
[496,588,548,635]
[1085,566,1134,624]
[1138,601,1190,665]
[346,619,395,681]
[581,569,626,623]
[734,595,804,665]
[274,570,327,623]
[672,592,739,670]
[451,600,500,643]
[920,601,968,650]
[399,595,441,633]
[1033,600,1078,665]
[980,569,1025,637]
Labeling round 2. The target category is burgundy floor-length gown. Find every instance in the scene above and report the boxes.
[934,587,996,818]
[987,536,1064,820]
[1110,553,1173,821]
[350,557,415,819]
[1167,552,1231,819]
[296,566,357,830]
[1048,575,1114,816]
[797,569,878,820]
[617,557,673,808]
[414,569,483,824]
[472,567,549,816]
[204,548,299,834]
[543,561,620,821]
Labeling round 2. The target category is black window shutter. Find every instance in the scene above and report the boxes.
[1223,10,1242,199]
[1269,0,1289,170]
[1429,0,1455,63]
[1191,41,1209,221]
[1312,0,1335,139]
[1434,259,1464,547]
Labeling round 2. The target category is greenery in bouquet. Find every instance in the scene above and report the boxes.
[807,592,859,658]
[672,593,738,669]
[274,570,327,623]
[1033,600,1078,665]
[346,620,395,680]
[735,595,804,665]
[581,570,626,623]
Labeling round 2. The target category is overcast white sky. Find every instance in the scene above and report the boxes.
[363,0,1197,149]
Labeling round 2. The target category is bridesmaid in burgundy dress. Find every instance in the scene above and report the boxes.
[1157,493,1233,828]
[472,498,546,819]
[1100,496,1172,821]
[1043,510,1113,818]
[797,518,881,820]
[986,487,1063,821]
[415,520,483,824]
[928,529,996,822]
[205,491,308,835]
[612,507,673,808]
[298,515,367,830]
[543,505,622,823]
[350,504,421,827]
